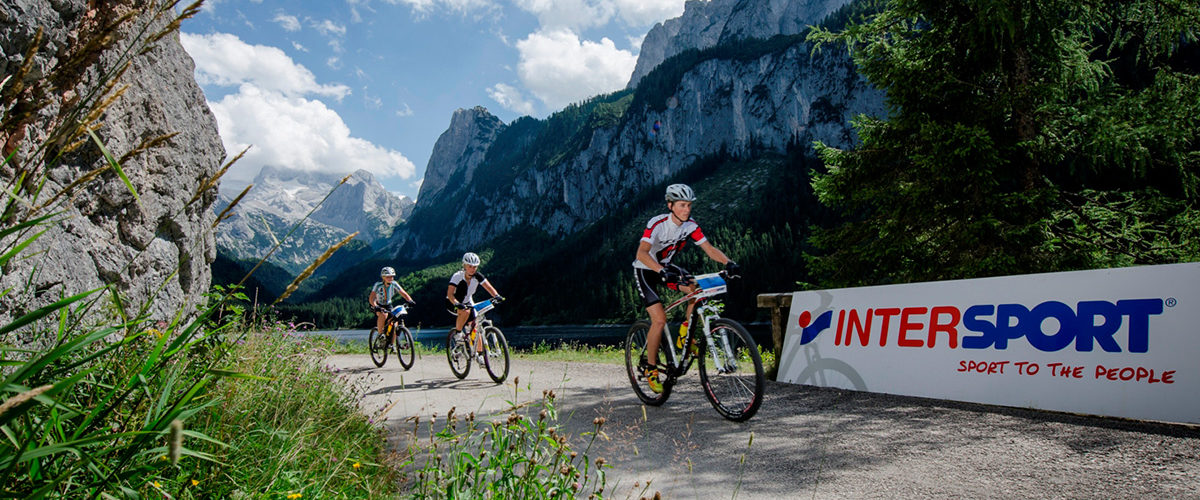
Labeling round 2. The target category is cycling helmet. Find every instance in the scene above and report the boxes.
[380,266,395,277]
[462,252,481,266]
[665,183,695,203]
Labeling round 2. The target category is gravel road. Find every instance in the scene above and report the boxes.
[326,353,1200,499]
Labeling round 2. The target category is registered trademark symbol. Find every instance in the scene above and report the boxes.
[1165,297,1177,307]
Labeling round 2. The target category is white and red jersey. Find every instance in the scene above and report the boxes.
[631,213,707,270]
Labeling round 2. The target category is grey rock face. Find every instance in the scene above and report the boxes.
[628,0,855,88]
[415,106,505,207]
[0,1,224,325]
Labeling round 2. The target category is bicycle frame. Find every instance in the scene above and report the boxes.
[384,304,409,333]
[659,273,736,375]
[465,299,496,343]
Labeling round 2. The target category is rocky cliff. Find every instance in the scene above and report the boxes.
[0,1,224,324]
[628,0,855,88]
[415,106,505,208]
[391,0,884,259]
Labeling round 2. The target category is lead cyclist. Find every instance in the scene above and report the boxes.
[632,183,741,393]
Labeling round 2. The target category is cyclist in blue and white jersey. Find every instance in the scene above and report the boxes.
[633,183,740,393]
[369,266,415,343]
[446,252,503,364]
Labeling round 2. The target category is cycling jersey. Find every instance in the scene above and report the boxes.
[631,213,707,270]
[371,281,405,305]
[448,270,488,305]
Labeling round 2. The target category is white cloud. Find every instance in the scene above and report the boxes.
[395,102,414,117]
[513,0,613,31]
[487,83,536,116]
[181,33,350,99]
[209,84,416,187]
[384,0,498,16]
[327,56,342,69]
[313,19,347,37]
[273,12,301,32]
[515,29,637,110]
[292,41,308,52]
[611,0,685,27]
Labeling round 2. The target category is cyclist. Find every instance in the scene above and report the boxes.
[632,183,739,393]
[446,252,503,365]
[369,266,415,344]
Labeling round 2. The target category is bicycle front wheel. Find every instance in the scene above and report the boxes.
[446,330,470,379]
[482,326,510,383]
[368,327,387,367]
[698,319,764,421]
[624,321,673,406]
[395,326,415,370]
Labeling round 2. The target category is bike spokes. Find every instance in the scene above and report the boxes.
[482,326,509,383]
[368,327,387,367]
[446,330,470,379]
[624,321,673,405]
[698,319,764,421]
[395,326,415,370]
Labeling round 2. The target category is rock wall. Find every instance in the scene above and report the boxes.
[0,1,225,326]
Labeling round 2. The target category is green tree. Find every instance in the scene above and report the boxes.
[807,0,1200,286]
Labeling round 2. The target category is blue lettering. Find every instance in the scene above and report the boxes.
[957,299,1164,353]
[962,305,996,349]
[1025,301,1075,352]
[1075,301,1121,352]
[1118,299,1163,353]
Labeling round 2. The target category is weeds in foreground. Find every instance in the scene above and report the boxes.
[400,387,610,498]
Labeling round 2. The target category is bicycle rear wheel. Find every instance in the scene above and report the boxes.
[624,320,673,405]
[482,326,510,383]
[446,330,470,379]
[395,325,415,370]
[698,318,764,421]
[368,327,387,367]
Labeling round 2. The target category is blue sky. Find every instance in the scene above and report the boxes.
[181,0,688,200]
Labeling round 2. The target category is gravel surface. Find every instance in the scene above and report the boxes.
[327,354,1200,499]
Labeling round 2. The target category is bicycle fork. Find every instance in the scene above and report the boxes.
[697,305,738,374]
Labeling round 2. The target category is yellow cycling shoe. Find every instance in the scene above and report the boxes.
[645,368,663,394]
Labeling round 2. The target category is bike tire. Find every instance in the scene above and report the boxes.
[482,326,510,383]
[624,320,673,406]
[698,318,764,422]
[395,326,415,370]
[368,327,387,367]
[446,330,470,379]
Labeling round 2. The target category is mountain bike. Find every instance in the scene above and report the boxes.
[368,304,415,369]
[624,271,764,421]
[446,297,510,383]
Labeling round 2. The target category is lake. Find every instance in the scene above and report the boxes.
[306,322,772,350]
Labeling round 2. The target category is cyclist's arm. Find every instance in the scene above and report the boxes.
[697,240,731,265]
[636,240,665,272]
[481,279,499,298]
[368,290,379,309]
[446,284,458,304]
[397,284,414,303]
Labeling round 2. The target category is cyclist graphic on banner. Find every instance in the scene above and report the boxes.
[632,183,740,393]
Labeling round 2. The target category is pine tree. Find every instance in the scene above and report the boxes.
[808,0,1200,286]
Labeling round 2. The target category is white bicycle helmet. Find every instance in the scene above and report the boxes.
[380,266,395,277]
[462,252,481,266]
[665,183,695,203]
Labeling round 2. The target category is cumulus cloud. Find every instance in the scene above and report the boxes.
[513,0,683,31]
[611,0,685,27]
[273,12,301,31]
[313,19,347,37]
[515,29,637,110]
[181,33,349,99]
[209,84,416,187]
[487,83,536,116]
[385,0,497,16]
[395,102,414,117]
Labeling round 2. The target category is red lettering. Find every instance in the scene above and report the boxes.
[958,360,968,372]
[847,308,873,347]
[1163,371,1175,383]
[927,306,960,348]
[898,307,926,347]
[1094,365,1176,384]
[874,308,900,347]
[835,309,846,345]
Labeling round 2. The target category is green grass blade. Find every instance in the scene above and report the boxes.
[86,128,141,209]
[0,287,103,340]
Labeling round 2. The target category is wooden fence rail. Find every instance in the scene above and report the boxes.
[756,293,792,380]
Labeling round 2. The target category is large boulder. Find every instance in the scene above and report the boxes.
[0,0,225,328]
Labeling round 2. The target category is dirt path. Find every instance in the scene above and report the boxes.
[327,353,1200,499]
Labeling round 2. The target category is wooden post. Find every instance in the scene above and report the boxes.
[756,293,792,381]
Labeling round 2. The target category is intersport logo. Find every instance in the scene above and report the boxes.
[796,299,1165,353]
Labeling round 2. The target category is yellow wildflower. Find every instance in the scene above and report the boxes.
[191,479,200,486]
[353,462,362,469]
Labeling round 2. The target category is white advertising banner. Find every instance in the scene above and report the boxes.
[777,263,1200,424]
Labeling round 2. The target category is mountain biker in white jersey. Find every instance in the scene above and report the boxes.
[632,183,740,393]
[369,266,415,344]
[446,252,504,365]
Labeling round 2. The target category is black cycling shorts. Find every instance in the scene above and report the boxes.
[633,264,686,308]
[445,298,477,321]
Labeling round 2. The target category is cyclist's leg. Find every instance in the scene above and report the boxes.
[634,267,667,362]
[376,310,388,342]
[645,302,667,361]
